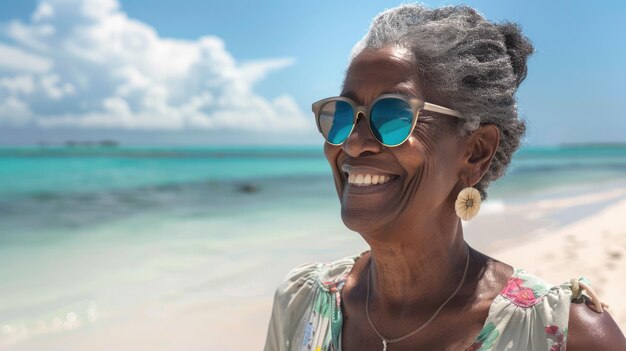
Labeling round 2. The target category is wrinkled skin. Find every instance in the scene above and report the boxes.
[322,45,626,350]
[324,46,472,242]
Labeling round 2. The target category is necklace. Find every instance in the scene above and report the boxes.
[365,245,470,351]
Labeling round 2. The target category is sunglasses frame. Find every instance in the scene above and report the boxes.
[312,94,463,147]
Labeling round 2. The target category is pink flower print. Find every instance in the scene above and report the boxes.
[545,325,559,336]
[514,287,537,304]
[502,277,524,293]
[545,325,567,351]
[501,277,542,307]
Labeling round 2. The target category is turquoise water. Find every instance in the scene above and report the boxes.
[1,144,626,349]
[490,145,626,198]
[1,145,626,239]
[2,145,625,196]
[0,146,328,195]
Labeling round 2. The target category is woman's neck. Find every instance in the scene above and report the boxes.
[362,216,469,314]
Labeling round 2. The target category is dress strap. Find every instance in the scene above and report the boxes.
[569,277,609,313]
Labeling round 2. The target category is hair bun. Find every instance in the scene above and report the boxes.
[497,22,534,87]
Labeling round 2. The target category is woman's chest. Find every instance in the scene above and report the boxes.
[338,305,489,351]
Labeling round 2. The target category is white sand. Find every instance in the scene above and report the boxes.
[5,188,625,350]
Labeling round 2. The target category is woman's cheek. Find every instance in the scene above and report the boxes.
[323,142,333,160]
[323,143,344,198]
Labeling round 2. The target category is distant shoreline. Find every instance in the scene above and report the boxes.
[1,141,626,149]
[558,142,626,148]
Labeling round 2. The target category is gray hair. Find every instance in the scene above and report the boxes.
[348,4,533,199]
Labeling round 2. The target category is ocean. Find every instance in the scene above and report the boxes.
[1,144,626,349]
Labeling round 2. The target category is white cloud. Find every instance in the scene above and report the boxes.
[32,2,55,22]
[40,73,76,99]
[0,75,35,94]
[6,20,54,51]
[239,57,296,86]
[0,97,33,125]
[0,0,310,132]
[0,43,52,72]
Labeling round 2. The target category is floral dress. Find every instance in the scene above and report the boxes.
[264,252,589,351]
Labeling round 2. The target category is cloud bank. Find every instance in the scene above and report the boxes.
[0,0,309,131]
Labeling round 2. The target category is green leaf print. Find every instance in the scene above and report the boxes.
[476,322,499,350]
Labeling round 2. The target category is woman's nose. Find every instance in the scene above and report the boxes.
[341,111,382,157]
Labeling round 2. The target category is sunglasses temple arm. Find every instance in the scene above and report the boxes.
[423,102,463,118]
[311,102,322,133]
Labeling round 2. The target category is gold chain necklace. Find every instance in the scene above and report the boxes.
[365,245,470,351]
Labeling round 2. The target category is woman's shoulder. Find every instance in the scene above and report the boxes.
[563,275,626,350]
[472,268,575,350]
[567,296,626,350]
[478,268,625,350]
[498,268,562,307]
[274,251,367,299]
[264,252,367,351]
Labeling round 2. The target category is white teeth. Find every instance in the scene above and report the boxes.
[347,173,393,186]
[349,173,356,184]
[355,174,364,185]
[372,175,379,185]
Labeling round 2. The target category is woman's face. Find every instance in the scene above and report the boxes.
[324,45,468,238]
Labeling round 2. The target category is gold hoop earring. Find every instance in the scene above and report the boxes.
[455,186,481,221]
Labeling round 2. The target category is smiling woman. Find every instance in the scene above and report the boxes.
[263,4,626,351]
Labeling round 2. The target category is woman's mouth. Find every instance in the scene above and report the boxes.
[340,164,400,193]
[346,173,394,186]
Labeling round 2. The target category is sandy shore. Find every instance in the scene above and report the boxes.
[4,186,625,350]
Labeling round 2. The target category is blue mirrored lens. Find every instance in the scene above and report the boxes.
[319,101,354,144]
[370,98,414,146]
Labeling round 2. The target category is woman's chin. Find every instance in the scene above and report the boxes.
[340,206,389,235]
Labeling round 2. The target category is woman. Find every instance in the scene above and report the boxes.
[264,4,626,350]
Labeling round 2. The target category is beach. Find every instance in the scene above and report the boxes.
[0,145,625,350]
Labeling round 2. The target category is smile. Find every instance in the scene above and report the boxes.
[346,173,393,186]
[340,164,400,190]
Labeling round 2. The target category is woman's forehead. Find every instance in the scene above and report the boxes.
[342,52,423,103]
[347,45,415,74]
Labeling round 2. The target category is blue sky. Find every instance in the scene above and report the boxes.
[0,0,625,146]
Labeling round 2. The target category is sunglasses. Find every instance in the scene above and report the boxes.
[312,94,463,147]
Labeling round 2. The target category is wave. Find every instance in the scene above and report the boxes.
[0,146,325,159]
[0,174,335,237]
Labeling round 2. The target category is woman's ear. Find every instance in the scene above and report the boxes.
[462,124,500,185]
